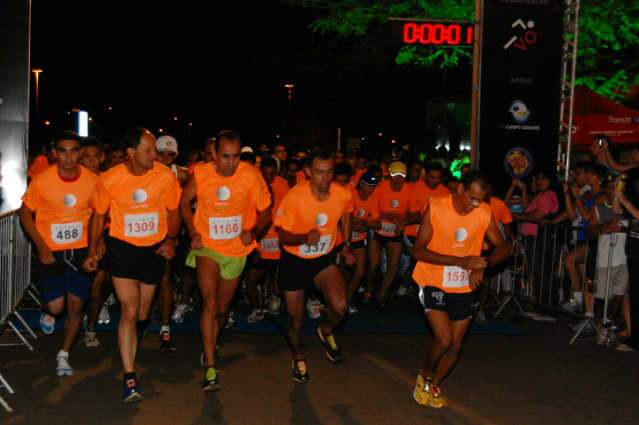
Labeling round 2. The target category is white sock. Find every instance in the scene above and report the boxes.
[585,312,594,318]
[57,350,69,358]
[573,292,584,304]
[161,325,170,334]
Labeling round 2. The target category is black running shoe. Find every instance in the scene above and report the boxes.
[317,327,342,363]
[203,367,221,392]
[160,331,176,352]
[292,360,309,383]
[122,377,143,403]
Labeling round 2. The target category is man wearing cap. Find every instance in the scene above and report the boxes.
[369,161,420,304]
[156,135,189,186]
[347,172,381,312]
[154,135,188,352]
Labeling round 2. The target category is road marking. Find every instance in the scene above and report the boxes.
[362,352,499,425]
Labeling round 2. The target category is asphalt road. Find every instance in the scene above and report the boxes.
[0,317,637,425]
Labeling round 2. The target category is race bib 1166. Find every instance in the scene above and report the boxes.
[209,215,242,240]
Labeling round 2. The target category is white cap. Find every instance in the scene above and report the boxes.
[240,146,254,154]
[156,135,178,154]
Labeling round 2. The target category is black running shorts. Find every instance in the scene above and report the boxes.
[105,235,167,285]
[278,248,337,292]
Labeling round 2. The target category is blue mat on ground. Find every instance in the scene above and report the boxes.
[18,304,525,336]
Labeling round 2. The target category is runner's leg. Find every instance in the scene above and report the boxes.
[284,290,306,360]
[113,277,141,373]
[378,240,402,302]
[196,256,221,367]
[62,293,85,352]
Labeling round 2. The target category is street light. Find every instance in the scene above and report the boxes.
[32,69,43,137]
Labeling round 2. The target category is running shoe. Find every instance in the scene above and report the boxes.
[160,331,176,352]
[203,367,221,392]
[106,293,117,306]
[317,326,342,363]
[56,353,73,377]
[413,374,432,406]
[348,304,359,315]
[292,359,309,383]
[98,304,111,324]
[123,377,143,402]
[427,381,446,408]
[84,331,100,348]
[40,312,56,335]
[269,295,281,314]
[306,299,322,319]
[224,311,236,329]
[171,303,192,323]
[247,309,264,324]
[562,298,582,314]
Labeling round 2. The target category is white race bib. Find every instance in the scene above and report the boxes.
[351,231,362,241]
[380,221,396,235]
[443,266,470,288]
[51,221,83,245]
[124,212,159,237]
[209,215,242,240]
[299,234,332,257]
[259,237,279,253]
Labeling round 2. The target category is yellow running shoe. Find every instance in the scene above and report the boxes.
[428,384,447,409]
[413,374,431,406]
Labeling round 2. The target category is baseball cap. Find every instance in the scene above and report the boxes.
[389,161,407,177]
[360,172,379,186]
[240,146,254,154]
[156,135,178,154]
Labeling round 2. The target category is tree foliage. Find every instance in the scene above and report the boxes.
[294,0,639,100]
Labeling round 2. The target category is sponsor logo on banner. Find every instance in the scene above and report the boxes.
[503,147,534,178]
[503,19,542,51]
[501,100,540,131]
[510,76,533,85]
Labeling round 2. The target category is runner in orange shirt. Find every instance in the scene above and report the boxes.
[411,171,511,408]
[96,128,182,402]
[27,143,56,179]
[180,130,272,392]
[368,161,420,304]
[401,162,450,295]
[476,185,514,322]
[19,131,109,377]
[275,149,354,382]
[347,172,381,312]
[244,157,289,322]
[78,136,111,349]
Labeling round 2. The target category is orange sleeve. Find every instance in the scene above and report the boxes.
[253,172,272,212]
[343,189,354,214]
[165,174,181,210]
[21,179,42,211]
[91,180,111,215]
[274,192,295,232]
[498,202,513,224]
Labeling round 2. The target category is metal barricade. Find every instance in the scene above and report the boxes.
[489,222,626,345]
[0,210,36,412]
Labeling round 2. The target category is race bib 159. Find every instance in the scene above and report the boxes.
[443,266,470,288]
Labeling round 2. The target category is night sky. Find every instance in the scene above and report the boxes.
[31,0,472,152]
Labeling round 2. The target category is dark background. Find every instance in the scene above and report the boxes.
[30,0,473,155]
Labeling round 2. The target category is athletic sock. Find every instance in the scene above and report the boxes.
[160,325,170,334]
[57,350,69,358]
[573,291,584,304]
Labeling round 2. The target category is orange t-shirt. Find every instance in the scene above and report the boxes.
[351,189,380,242]
[28,155,51,178]
[412,195,492,293]
[275,181,353,259]
[258,176,289,260]
[372,180,418,237]
[192,161,271,257]
[101,162,181,247]
[295,170,308,186]
[22,166,110,251]
[405,181,450,237]
[488,196,513,225]
[349,168,366,187]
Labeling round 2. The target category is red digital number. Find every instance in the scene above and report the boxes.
[402,22,473,46]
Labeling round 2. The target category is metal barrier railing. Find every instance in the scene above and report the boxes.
[489,222,627,345]
[0,210,36,413]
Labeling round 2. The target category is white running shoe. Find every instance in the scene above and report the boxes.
[224,311,236,329]
[247,309,264,324]
[98,304,111,324]
[171,303,192,323]
[269,295,281,314]
[105,293,117,306]
[84,331,100,348]
[562,298,582,314]
[306,299,322,319]
[56,353,73,377]
[40,312,56,335]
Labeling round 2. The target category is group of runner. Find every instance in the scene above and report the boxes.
[21,129,511,407]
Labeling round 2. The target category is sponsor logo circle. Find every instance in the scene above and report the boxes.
[217,186,231,201]
[132,189,148,203]
[357,209,366,218]
[63,194,77,207]
[391,199,399,208]
[455,227,468,242]
[509,100,530,124]
[316,213,328,227]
